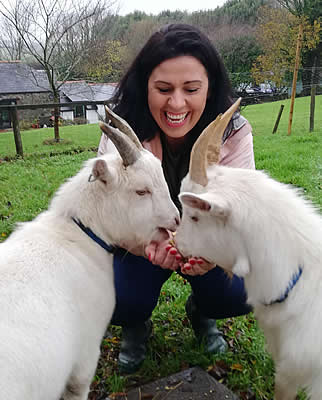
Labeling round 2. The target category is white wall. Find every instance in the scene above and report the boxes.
[86,109,98,124]
[60,107,105,124]
[60,110,73,121]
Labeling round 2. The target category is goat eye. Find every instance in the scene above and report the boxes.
[191,216,199,222]
[136,190,149,196]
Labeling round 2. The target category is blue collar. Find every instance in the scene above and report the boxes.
[266,266,303,306]
[72,217,115,254]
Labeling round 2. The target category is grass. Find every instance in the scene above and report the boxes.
[0,123,101,159]
[241,95,322,137]
[0,95,321,399]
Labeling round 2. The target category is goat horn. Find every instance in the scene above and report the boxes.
[99,121,141,167]
[189,98,242,186]
[104,105,143,150]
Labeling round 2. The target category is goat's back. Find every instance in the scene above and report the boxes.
[0,213,115,399]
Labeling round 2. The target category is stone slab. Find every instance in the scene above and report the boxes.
[122,367,239,400]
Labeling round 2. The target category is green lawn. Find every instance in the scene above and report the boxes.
[0,123,101,159]
[242,95,322,137]
[0,96,321,399]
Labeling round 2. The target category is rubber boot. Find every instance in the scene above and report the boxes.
[185,294,228,354]
[118,320,152,374]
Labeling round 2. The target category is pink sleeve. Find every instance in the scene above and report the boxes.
[219,122,255,170]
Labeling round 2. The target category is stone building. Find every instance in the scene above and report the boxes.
[0,62,116,129]
[0,61,52,129]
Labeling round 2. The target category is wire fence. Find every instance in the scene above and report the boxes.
[228,66,322,105]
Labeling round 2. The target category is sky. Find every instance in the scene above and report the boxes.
[0,0,227,15]
[116,0,227,16]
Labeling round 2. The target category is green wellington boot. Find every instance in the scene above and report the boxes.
[118,320,152,374]
[185,294,228,354]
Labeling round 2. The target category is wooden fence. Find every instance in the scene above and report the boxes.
[0,100,109,157]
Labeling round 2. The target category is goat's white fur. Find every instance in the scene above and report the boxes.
[0,149,179,400]
[176,164,322,400]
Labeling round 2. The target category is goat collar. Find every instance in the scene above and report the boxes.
[266,266,303,306]
[72,217,115,254]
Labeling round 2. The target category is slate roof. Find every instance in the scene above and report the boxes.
[0,62,51,94]
[60,81,115,102]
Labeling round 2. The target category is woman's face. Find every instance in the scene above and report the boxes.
[148,55,209,139]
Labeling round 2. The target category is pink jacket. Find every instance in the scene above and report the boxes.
[98,120,255,170]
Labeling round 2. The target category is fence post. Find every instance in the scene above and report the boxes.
[288,23,303,136]
[272,105,284,134]
[310,85,316,132]
[9,106,23,157]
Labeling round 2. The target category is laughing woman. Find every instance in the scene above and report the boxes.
[98,23,254,374]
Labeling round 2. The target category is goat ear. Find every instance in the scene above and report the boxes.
[179,193,211,212]
[92,159,109,184]
[179,192,231,219]
[210,200,231,219]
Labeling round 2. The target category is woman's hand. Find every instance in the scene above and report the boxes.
[145,240,182,271]
[145,239,216,275]
[180,257,216,276]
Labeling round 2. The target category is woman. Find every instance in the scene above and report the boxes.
[98,23,254,374]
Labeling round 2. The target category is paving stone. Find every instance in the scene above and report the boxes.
[114,367,239,400]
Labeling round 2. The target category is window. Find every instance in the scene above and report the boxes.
[0,99,14,129]
[74,105,85,118]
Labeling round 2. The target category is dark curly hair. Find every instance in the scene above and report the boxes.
[110,23,235,143]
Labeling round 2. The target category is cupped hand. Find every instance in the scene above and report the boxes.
[145,240,182,271]
[145,229,216,275]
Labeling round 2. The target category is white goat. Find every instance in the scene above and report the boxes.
[175,99,322,400]
[0,107,179,400]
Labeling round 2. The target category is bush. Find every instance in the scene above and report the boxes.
[60,119,75,126]
[73,117,89,125]
[20,120,36,130]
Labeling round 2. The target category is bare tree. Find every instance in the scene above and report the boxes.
[123,19,159,69]
[0,3,30,60]
[0,0,117,141]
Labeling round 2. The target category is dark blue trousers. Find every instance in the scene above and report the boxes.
[111,248,251,327]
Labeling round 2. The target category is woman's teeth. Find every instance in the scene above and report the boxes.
[166,112,188,124]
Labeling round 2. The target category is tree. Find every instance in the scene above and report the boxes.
[0,0,116,141]
[0,3,30,60]
[275,0,321,134]
[214,0,267,24]
[251,6,320,90]
[122,19,160,68]
[277,0,322,20]
[277,0,322,135]
[80,39,126,82]
[294,1,322,97]
[218,34,262,91]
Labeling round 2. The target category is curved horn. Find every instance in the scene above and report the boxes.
[104,105,143,150]
[189,98,242,186]
[207,98,242,165]
[189,114,222,186]
[99,121,141,167]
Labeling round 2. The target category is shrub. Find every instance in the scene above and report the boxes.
[73,117,89,125]
[60,119,75,126]
[20,120,36,130]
